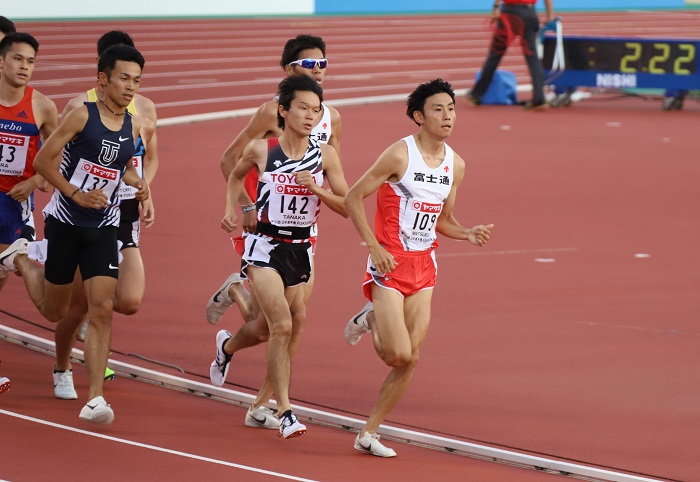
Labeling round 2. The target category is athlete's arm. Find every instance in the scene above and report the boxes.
[344,141,408,274]
[122,161,150,202]
[219,101,277,184]
[7,93,59,201]
[296,144,348,217]
[136,96,159,184]
[435,154,493,245]
[544,0,555,21]
[33,107,108,209]
[327,105,342,155]
[222,139,265,233]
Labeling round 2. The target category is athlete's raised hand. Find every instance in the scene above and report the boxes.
[293,170,319,194]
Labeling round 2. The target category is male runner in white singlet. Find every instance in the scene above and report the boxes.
[343,79,493,457]
[216,75,348,439]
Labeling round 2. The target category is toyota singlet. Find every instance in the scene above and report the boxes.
[87,88,144,201]
[0,86,41,193]
[255,137,323,231]
[43,102,135,228]
[375,135,454,252]
[244,100,332,202]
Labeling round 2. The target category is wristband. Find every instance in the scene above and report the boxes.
[241,204,256,214]
[70,188,80,198]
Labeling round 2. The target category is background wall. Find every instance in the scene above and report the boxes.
[2,0,692,19]
[316,0,686,14]
[2,0,314,19]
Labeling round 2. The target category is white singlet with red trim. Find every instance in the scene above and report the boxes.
[310,103,332,146]
[375,135,454,252]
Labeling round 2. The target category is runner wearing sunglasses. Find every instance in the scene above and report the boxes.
[207,34,343,430]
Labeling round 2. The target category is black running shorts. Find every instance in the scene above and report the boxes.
[44,216,119,285]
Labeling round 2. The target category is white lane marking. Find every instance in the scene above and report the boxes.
[437,248,577,258]
[0,409,318,482]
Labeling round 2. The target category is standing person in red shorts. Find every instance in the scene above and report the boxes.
[467,0,555,110]
[343,79,493,457]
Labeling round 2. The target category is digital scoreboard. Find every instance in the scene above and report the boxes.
[541,36,700,108]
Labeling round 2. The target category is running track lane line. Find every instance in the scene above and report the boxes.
[155,87,533,127]
[0,325,666,482]
[0,409,318,482]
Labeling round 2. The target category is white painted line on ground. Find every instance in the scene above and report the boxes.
[0,324,665,482]
[157,86,533,127]
[0,409,318,482]
[437,247,577,258]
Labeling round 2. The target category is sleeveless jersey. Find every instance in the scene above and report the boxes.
[244,101,332,202]
[375,135,454,252]
[87,88,144,200]
[43,102,135,228]
[0,87,41,192]
[255,138,323,230]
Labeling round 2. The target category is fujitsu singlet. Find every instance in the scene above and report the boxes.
[0,86,41,193]
[87,88,144,201]
[375,135,454,252]
[310,102,331,145]
[255,137,323,232]
[43,102,135,228]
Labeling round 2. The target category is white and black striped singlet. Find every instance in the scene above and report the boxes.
[255,138,323,237]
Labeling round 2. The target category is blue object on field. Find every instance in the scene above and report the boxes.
[476,70,518,105]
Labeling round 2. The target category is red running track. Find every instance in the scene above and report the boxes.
[2,12,700,481]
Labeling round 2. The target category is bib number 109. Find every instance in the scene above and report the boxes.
[413,212,437,231]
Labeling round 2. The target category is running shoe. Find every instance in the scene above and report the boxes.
[206,273,242,324]
[245,405,279,429]
[343,301,373,346]
[209,330,232,386]
[79,396,114,424]
[0,376,10,395]
[104,367,115,381]
[354,432,397,458]
[278,409,306,439]
[53,367,78,400]
[0,238,28,271]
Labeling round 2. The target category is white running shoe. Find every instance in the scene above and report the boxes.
[53,368,78,400]
[278,410,306,439]
[354,432,397,457]
[206,273,242,324]
[245,405,279,429]
[0,376,10,394]
[209,330,232,386]
[0,238,28,271]
[79,396,114,424]
[344,301,373,346]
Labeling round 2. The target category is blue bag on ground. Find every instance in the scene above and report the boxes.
[475,70,518,105]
